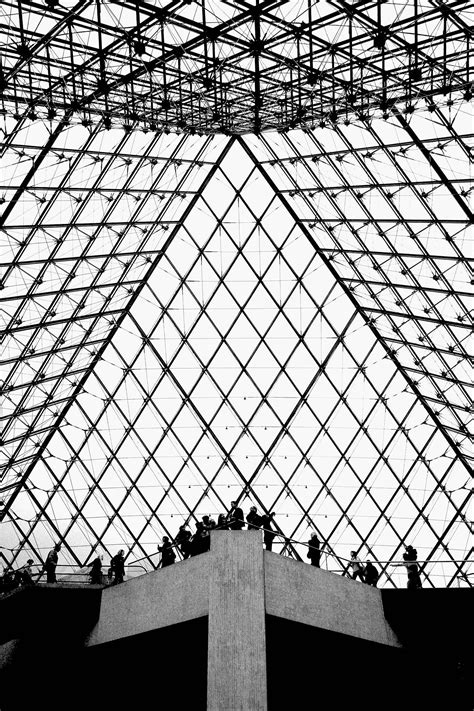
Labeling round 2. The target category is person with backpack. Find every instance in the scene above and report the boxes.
[364,560,379,587]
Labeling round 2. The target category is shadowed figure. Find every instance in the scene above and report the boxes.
[307,533,321,568]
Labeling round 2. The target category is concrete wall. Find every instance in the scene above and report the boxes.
[265,552,399,647]
[88,553,209,646]
[88,535,399,651]
[3,544,473,711]
[207,531,267,711]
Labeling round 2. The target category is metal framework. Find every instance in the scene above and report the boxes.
[0,1,472,588]
[0,0,472,133]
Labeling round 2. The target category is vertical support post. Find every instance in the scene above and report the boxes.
[207,530,267,711]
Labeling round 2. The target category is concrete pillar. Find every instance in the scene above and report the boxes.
[207,530,267,711]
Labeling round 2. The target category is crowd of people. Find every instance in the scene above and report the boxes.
[0,502,423,593]
[167,501,278,561]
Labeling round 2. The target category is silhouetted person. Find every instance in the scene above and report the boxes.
[45,544,61,583]
[18,559,35,585]
[1,567,16,593]
[307,533,321,567]
[202,515,216,531]
[228,501,244,530]
[110,549,125,584]
[364,561,379,587]
[261,513,276,551]
[350,551,365,581]
[88,556,103,585]
[191,522,208,556]
[246,506,261,530]
[202,523,211,552]
[217,514,228,530]
[403,545,422,589]
[175,525,192,559]
[158,537,176,567]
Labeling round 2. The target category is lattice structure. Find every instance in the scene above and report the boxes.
[0,0,472,133]
[0,1,472,588]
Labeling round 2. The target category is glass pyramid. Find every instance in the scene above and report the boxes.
[0,0,472,588]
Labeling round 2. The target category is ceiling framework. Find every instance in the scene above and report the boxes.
[0,0,472,134]
[0,1,473,588]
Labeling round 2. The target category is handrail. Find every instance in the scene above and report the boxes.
[129,518,474,569]
[0,562,148,589]
[40,563,147,580]
[2,520,472,590]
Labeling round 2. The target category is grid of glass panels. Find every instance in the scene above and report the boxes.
[0,1,472,588]
[2,137,471,588]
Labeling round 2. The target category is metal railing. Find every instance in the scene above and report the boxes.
[2,521,472,593]
[0,562,148,595]
[128,519,473,589]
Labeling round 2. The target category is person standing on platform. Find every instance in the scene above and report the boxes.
[158,537,176,568]
[191,521,208,555]
[403,545,422,589]
[261,513,276,551]
[202,515,216,531]
[175,525,192,559]
[307,532,321,567]
[217,514,228,530]
[110,549,125,585]
[228,501,245,530]
[19,559,35,585]
[45,544,61,583]
[364,560,379,587]
[88,555,103,585]
[350,551,365,581]
[246,506,262,530]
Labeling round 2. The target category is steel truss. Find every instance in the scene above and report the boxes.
[0,1,472,134]
[0,1,472,588]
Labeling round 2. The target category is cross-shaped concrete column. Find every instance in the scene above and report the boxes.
[207,530,267,711]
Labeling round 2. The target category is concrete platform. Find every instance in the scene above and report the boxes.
[0,532,472,711]
[88,531,399,651]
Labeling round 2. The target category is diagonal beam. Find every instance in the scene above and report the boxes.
[394,112,474,225]
[0,113,72,227]
[237,135,473,481]
[0,134,235,525]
